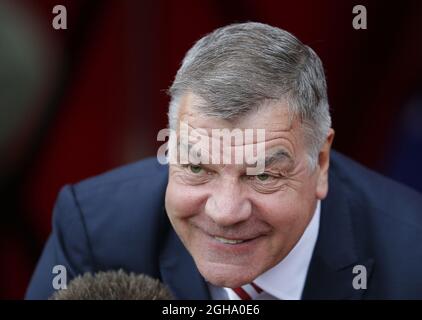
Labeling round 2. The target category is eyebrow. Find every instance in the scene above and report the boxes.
[263,148,294,168]
[175,141,294,168]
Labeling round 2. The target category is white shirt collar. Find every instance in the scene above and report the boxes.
[208,200,321,300]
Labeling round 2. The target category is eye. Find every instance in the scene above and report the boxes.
[188,164,203,174]
[250,172,283,186]
[256,173,270,181]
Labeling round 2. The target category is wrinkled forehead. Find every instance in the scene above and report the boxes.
[168,94,304,172]
[168,131,296,176]
[176,92,296,133]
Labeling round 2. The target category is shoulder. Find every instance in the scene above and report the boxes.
[329,151,422,296]
[71,155,169,221]
[67,157,170,271]
[73,157,168,194]
[330,150,422,222]
[70,156,169,222]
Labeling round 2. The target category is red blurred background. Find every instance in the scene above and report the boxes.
[1,0,421,299]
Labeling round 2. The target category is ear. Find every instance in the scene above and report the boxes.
[315,128,335,200]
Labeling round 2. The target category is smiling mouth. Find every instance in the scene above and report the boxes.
[192,223,263,245]
[212,234,262,245]
[213,236,246,244]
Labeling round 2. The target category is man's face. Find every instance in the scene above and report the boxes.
[165,93,333,288]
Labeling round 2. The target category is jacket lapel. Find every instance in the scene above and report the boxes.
[302,164,374,299]
[158,211,211,299]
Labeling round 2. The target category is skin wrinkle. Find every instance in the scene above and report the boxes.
[177,143,294,174]
[176,95,300,170]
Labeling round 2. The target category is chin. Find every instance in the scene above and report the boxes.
[196,260,258,288]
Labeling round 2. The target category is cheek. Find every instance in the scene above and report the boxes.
[257,197,302,232]
[165,179,207,219]
[253,181,318,237]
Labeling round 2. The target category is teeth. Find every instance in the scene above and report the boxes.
[214,236,245,244]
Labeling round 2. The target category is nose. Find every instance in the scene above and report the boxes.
[204,177,252,227]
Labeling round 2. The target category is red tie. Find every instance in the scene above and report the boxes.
[232,282,263,300]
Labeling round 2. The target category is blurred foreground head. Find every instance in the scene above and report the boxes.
[50,270,173,300]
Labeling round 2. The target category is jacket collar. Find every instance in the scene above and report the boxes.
[302,156,374,299]
[158,211,211,299]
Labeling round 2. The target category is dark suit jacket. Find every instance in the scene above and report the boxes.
[25,151,422,299]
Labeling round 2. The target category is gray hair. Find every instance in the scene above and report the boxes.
[168,22,331,169]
